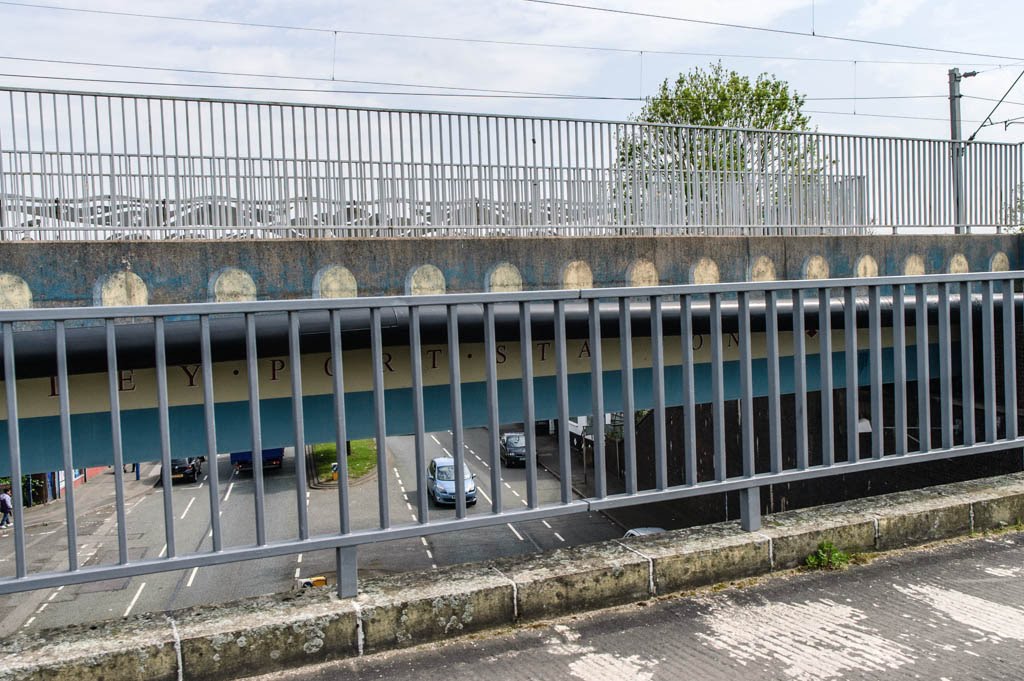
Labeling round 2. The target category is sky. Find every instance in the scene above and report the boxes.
[1,0,1023,142]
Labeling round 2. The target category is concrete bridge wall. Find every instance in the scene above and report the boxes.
[0,234,1018,309]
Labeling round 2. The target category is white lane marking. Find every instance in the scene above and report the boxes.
[22,617,34,628]
[426,550,433,559]
[431,563,437,569]
[203,475,208,481]
[504,482,512,490]
[542,520,552,528]
[158,544,167,558]
[47,592,58,602]
[57,586,64,591]
[406,502,414,512]
[431,435,441,445]
[186,567,199,588]
[442,447,451,456]
[466,446,473,452]
[196,482,204,489]
[511,489,520,497]
[478,488,492,504]
[32,530,57,536]
[521,499,529,506]
[481,461,490,468]
[554,532,565,542]
[294,568,301,579]
[420,537,429,546]
[296,553,303,564]
[223,482,235,502]
[180,497,196,520]
[400,485,406,494]
[35,603,46,613]
[124,582,146,617]
[474,454,483,461]
[507,523,524,541]
[392,467,400,476]
[410,513,418,521]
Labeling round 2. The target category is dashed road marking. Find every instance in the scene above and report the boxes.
[554,532,565,542]
[431,435,441,445]
[294,568,301,579]
[426,550,433,559]
[420,537,429,546]
[35,603,46,613]
[124,582,146,617]
[511,489,521,497]
[542,520,551,528]
[180,497,196,520]
[186,567,199,588]
[504,482,513,490]
[224,482,235,502]
[296,553,303,564]
[47,592,58,602]
[478,488,492,504]
[158,544,167,558]
[442,447,451,456]
[406,502,414,512]
[22,617,34,628]
[507,523,524,541]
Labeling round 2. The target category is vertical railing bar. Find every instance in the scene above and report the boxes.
[369,307,391,528]
[818,288,835,467]
[329,309,352,532]
[199,316,222,552]
[483,302,503,513]
[765,289,783,474]
[618,297,637,494]
[738,291,755,478]
[244,313,268,546]
[915,283,931,451]
[981,280,997,441]
[408,306,428,524]
[680,295,698,485]
[959,281,975,446]
[2,323,26,576]
[1002,278,1017,440]
[843,287,858,463]
[447,305,468,519]
[288,312,310,540]
[650,294,667,490]
[588,298,607,498]
[709,292,727,481]
[792,289,809,470]
[892,284,908,455]
[154,317,177,559]
[55,321,79,571]
[104,320,129,565]
[520,301,538,509]
[554,299,572,504]
[937,283,954,449]
[868,286,884,458]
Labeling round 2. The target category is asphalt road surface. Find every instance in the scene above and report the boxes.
[0,428,622,634]
[248,531,1024,681]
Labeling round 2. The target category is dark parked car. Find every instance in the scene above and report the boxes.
[165,457,201,483]
[500,432,528,467]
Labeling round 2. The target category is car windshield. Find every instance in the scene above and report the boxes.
[506,434,526,448]
[171,458,190,465]
[435,464,471,481]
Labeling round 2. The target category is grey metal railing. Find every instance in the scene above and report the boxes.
[0,87,1020,239]
[0,271,1019,597]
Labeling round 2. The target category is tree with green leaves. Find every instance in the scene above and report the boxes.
[614,63,833,228]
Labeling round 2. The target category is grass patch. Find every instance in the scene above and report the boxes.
[804,540,851,571]
[311,440,377,482]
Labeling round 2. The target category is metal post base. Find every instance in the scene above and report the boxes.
[739,487,761,532]
[336,546,358,598]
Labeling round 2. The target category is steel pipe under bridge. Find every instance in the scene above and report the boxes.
[0,272,1017,595]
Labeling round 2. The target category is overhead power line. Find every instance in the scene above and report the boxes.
[0,0,1013,68]
[0,66,949,103]
[520,0,1024,62]
[968,69,1024,140]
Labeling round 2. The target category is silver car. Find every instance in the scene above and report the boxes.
[427,457,478,506]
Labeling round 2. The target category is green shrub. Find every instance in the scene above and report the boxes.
[805,541,851,570]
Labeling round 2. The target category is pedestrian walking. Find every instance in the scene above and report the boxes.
[0,487,12,529]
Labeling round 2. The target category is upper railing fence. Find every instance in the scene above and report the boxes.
[0,87,1021,239]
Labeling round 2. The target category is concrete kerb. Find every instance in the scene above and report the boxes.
[3,471,1024,681]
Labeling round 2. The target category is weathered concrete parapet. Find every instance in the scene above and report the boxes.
[3,472,1024,680]
[855,254,879,278]
[749,256,776,282]
[948,252,970,273]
